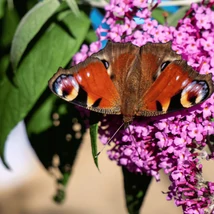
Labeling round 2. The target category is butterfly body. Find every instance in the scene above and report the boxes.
[49,41,214,123]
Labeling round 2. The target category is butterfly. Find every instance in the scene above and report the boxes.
[48,41,214,125]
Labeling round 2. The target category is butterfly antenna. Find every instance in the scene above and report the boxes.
[95,122,125,158]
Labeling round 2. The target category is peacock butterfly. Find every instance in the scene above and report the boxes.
[48,41,214,124]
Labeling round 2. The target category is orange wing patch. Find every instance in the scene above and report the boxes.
[140,61,212,115]
[74,61,121,109]
[141,63,192,112]
[49,59,121,114]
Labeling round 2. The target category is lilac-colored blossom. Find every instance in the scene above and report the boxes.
[72,0,214,213]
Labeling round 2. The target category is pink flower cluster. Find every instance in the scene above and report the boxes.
[72,1,214,213]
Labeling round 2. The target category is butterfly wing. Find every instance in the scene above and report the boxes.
[92,41,140,98]
[48,57,121,114]
[48,41,139,115]
[49,41,214,119]
[92,41,141,121]
[137,42,214,116]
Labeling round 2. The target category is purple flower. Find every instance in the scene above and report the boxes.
[121,17,137,35]
[72,1,214,213]
[200,36,214,52]
[195,12,211,29]
[187,123,204,141]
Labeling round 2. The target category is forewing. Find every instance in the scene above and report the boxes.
[92,41,140,97]
[138,42,214,116]
[48,57,121,114]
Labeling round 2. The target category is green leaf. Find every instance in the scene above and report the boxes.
[0,5,19,47]
[0,4,19,82]
[65,0,80,16]
[85,29,97,43]
[89,111,102,169]
[53,172,70,203]
[53,188,66,203]
[0,0,5,19]
[122,167,152,214]
[0,11,90,165]
[0,55,9,82]
[10,0,60,70]
[26,93,57,135]
[89,122,99,169]
[168,6,189,26]
[26,100,86,203]
[152,8,167,24]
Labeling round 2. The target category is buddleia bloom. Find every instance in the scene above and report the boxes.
[73,1,214,213]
